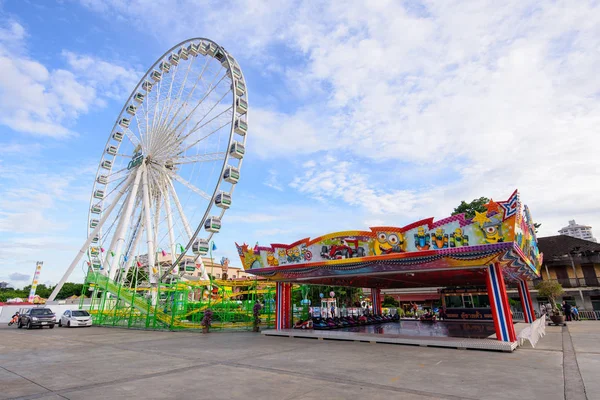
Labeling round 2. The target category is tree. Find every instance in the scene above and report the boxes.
[54,283,86,300]
[382,295,399,307]
[535,280,564,313]
[452,197,489,219]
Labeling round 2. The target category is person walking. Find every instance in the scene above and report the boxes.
[562,301,572,322]
[539,303,546,316]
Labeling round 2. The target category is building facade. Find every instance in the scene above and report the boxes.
[531,235,600,311]
[558,220,597,242]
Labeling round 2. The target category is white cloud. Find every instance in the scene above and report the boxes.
[263,169,284,191]
[51,1,600,241]
[0,19,141,138]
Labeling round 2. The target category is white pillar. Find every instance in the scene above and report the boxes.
[107,166,144,280]
[141,163,157,305]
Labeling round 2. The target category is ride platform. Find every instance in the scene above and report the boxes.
[262,322,520,352]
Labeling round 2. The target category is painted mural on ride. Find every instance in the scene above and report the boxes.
[236,190,543,276]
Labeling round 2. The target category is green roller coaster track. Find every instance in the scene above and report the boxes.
[80,271,279,331]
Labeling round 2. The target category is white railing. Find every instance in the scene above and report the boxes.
[577,310,600,320]
[513,311,524,320]
[517,314,546,348]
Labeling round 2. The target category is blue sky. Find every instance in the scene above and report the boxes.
[1,0,600,288]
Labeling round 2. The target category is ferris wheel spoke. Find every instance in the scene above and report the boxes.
[177,107,233,155]
[156,55,206,143]
[172,174,212,201]
[172,72,228,139]
[168,178,193,239]
[178,120,232,157]
[157,66,227,155]
[173,152,226,165]
[155,61,194,134]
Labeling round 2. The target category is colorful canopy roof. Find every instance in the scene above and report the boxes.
[236,190,542,288]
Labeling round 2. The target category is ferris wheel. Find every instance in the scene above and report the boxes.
[49,38,248,301]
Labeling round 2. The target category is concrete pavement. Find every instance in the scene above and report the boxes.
[0,322,598,400]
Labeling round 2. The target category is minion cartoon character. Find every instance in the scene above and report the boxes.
[292,247,302,262]
[414,226,430,250]
[374,232,406,255]
[481,219,504,244]
[266,251,279,267]
[277,249,287,265]
[449,228,469,247]
[430,228,448,249]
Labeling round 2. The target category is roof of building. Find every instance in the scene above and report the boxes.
[537,235,600,260]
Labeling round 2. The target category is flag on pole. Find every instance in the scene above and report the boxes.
[253,242,259,253]
[211,242,217,251]
[110,251,115,257]
[161,249,167,257]
[178,244,185,253]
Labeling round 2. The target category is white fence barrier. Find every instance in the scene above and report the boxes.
[577,310,600,320]
[517,314,546,348]
[513,311,524,320]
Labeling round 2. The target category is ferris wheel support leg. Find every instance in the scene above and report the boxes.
[121,218,144,285]
[48,173,136,301]
[153,192,162,278]
[164,190,177,275]
[107,166,144,280]
[141,163,158,305]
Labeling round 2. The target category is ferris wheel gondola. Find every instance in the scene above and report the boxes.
[49,38,248,302]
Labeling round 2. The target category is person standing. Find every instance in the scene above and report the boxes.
[562,301,572,322]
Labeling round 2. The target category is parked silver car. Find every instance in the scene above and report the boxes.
[59,310,92,327]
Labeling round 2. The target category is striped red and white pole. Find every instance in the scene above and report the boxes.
[486,264,517,342]
[517,279,535,323]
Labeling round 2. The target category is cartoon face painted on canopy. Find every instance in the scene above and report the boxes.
[374,231,406,255]
[266,251,279,266]
[481,220,504,243]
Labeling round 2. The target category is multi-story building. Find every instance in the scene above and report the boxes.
[558,220,597,242]
[533,235,600,311]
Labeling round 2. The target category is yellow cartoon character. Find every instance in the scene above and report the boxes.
[449,228,469,247]
[266,251,279,266]
[374,231,406,255]
[277,249,287,265]
[414,226,431,250]
[430,228,448,249]
[481,220,504,244]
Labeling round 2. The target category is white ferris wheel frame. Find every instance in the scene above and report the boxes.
[49,38,248,301]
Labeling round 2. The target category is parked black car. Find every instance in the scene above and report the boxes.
[18,308,56,329]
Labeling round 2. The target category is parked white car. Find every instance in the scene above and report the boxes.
[59,310,92,327]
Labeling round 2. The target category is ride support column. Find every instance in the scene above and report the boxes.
[517,279,535,323]
[371,288,382,315]
[485,263,517,342]
[276,282,292,330]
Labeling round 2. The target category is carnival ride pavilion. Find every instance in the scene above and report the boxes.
[237,190,543,344]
